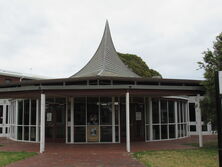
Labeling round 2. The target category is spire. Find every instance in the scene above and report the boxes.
[71,21,140,78]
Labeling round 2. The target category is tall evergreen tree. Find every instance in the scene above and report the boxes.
[198,32,222,129]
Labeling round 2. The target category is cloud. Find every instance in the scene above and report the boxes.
[0,0,222,79]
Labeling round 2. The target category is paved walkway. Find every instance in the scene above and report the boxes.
[0,135,217,167]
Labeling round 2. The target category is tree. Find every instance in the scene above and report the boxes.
[198,32,222,130]
[117,52,161,78]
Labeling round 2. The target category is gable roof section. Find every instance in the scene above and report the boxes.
[71,21,140,78]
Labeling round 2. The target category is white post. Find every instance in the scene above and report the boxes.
[36,100,39,142]
[126,91,130,152]
[71,97,74,143]
[40,94,46,153]
[15,100,18,140]
[112,97,116,143]
[196,94,203,147]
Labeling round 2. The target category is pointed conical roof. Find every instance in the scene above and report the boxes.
[71,21,140,78]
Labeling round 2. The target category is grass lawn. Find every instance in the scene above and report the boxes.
[133,142,218,167]
[0,151,37,167]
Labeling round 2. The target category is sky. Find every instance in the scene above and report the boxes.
[0,0,222,80]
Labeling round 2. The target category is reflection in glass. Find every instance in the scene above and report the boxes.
[153,125,160,140]
[100,126,112,142]
[74,97,86,125]
[100,97,112,125]
[161,100,168,123]
[74,127,86,142]
[87,97,99,125]
[152,99,159,123]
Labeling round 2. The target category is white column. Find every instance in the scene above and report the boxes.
[36,100,39,142]
[149,97,153,141]
[126,91,130,152]
[112,97,116,143]
[15,100,18,140]
[196,94,203,147]
[70,97,74,143]
[40,94,46,153]
[65,98,68,143]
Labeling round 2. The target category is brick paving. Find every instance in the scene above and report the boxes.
[0,135,217,167]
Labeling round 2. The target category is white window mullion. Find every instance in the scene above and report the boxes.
[14,100,18,140]
[71,97,74,143]
[175,101,178,138]
[29,100,31,141]
[65,98,68,143]
[159,100,161,140]
[167,101,169,139]
[149,97,153,141]
[22,100,24,140]
[112,97,115,143]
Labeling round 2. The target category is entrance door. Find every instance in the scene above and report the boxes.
[45,99,66,142]
[130,102,145,141]
[120,97,145,142]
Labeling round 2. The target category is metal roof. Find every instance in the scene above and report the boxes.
[71,21,140,78]
[0,69,50,80]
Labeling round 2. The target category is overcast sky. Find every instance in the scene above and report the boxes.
[0,0,222,79]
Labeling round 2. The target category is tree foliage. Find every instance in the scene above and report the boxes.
[117,52,161,78]
[198,32,222,129]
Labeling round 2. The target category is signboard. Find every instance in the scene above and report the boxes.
[87,125,99,142]
[219,71,222,94]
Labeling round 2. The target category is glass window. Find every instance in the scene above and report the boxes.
[87,97,99,125]
[74,97,86,125]
[153,125,160,140]
[190,125,196,131]
[168,101,175,123]
[115,126,119,142]
[74,127,86,142]
[189,103,196,122]
[161,125,168,139]
[169,125,175,138]
[17,126,23,140]
[100,126,112,142]
[115,104,119,125]
[0,106,3,124]
[18,101,23,125]
[30,127,36,141]
[24,126,29,140]
[161,100,168,123]
[145,100,150,124]
[31,100,36,125]
[152,99,159,123]
[202,125,208,131]
[6,106,8,124]
[100,97,112,125]
[146,125,150,140]
[24,100,30,125]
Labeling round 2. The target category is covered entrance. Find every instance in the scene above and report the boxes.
[45,98,66,143]
[120,97,145,142]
